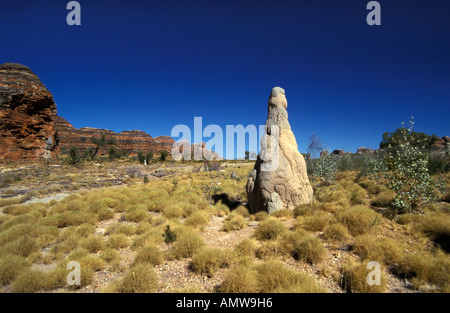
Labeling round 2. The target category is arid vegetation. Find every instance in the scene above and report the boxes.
[0,127,449,293]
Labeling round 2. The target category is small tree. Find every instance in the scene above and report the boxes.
[108,146,120,161]
[145,151,154,164]
[368,119,445,215]
[67,146,81,166]
[306,134,337,185]
[160,150,169,161]
[244,151,250,160]
[137,152,145,164]
[162,225,177,245]
[89,134,117,160]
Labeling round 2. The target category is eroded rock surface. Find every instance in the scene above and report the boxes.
[0,63,59,160]
[246,87,313,214]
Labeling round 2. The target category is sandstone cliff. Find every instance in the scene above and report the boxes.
[0,63,59,160]
[55,116,175,156]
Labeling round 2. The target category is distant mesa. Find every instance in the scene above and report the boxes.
[55,115,175,156]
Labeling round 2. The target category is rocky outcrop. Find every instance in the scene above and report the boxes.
[154,136,177,153]
[432,137,449,151]
[246,87,313,214]
[0,63,59,160]
[55,116,174,156]
[331,149,346,157]
[356,147,376,155]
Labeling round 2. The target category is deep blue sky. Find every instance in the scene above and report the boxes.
[1,0,449,158]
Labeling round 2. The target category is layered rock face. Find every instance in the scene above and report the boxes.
[246,87,313,214]
[55,116,174,156]
[0,63,59,160]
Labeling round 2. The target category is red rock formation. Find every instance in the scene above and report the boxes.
[356,147,376,155]
[154,136,176,153]
[0,63,59,160]
[0,63,221,161]
[55,116,174,156]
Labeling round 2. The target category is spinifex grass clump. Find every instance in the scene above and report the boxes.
[189,247,234,276]
[169,230,205,259]
[337,205,381,236]
[222,212,246,232]
[117,264,158,293]
[253,218,287,241]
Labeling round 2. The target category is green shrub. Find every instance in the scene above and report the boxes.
[366,120,446,214]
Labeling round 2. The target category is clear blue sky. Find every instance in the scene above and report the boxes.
[1,0,449,158]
